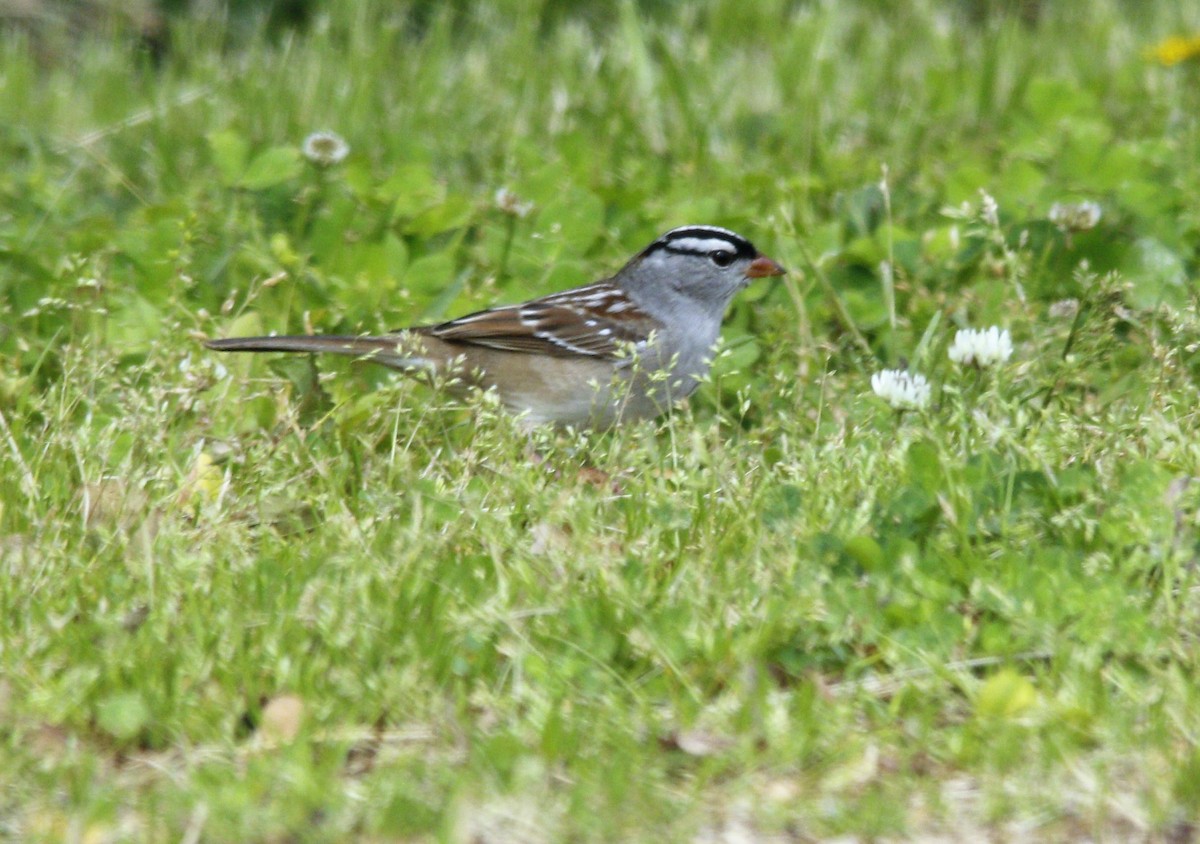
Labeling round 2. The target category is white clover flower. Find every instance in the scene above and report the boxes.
[871,369,931,411]
[948,326,1013,368]
[1049,201,1101,232]
[301,131,350,167]
[494,187,533,218]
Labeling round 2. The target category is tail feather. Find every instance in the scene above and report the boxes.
[204,334,434,372]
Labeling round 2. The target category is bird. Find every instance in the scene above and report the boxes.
[205,225,786,429]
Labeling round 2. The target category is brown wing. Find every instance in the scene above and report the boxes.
[421,283,662,359]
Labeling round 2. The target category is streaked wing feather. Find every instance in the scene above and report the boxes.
[424,283,661,359]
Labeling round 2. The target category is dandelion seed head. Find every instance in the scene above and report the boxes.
[948,326,1013,368]
[302,131,350,167]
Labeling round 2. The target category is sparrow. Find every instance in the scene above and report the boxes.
[206,225,785,428]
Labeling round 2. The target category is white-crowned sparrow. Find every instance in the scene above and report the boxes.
[206,225,785,428]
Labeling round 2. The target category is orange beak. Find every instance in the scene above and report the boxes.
[745,255,787,279]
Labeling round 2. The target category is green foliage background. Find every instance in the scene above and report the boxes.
[2,1,1200,840]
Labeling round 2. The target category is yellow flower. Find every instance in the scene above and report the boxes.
[1147,34,1200,66]
[177,450,224,508]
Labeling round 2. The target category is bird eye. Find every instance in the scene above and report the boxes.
[710,249,735,268]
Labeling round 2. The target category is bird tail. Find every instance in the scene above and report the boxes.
[204,334,435,372]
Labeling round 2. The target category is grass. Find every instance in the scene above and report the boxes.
[3,0,1200,840]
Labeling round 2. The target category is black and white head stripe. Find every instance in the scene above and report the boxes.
[642,226,758,261]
